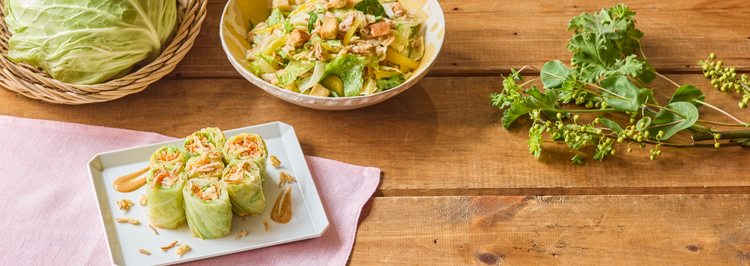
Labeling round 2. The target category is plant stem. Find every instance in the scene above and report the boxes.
[551,108,618,114]
[656,72,681,88]
[644,103,686,119]
[648,119,684,129]
[694,99,746,124]
[584,82,628,99]
[696,120,748,127]
[692,130,750,141]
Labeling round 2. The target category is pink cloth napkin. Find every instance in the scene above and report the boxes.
[0,115,380,266]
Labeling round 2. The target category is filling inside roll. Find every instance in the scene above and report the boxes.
[184,128,225,159]
[150,145,186,170]
[227,137,263,158]
[186,155,224,179]
[151,163,184,189]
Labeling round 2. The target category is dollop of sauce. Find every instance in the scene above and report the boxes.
[270,185,293,224]
[113,167,150,193]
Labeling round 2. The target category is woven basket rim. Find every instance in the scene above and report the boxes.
[0,0,208,104]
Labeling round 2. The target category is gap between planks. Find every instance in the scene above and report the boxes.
[374,186,750,197]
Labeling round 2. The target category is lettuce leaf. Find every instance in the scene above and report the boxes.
[277,61,314,86]
[321,54,365,97]
[354,0,389,18]
[266,8,285,25]
[377,74,405,91]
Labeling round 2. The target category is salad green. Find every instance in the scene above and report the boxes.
[245,0,424,97]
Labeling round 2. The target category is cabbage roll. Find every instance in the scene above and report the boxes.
[186,154,225,179]
[184,127,226,159]
[146,163,187,229]
[149,145,186,170]
[222,160,265,216]
[222,133,268,178]
[183,178,233,239]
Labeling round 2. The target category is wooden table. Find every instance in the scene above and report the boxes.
[4,0,750,265]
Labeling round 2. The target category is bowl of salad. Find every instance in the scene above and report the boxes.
[220,0,445,110]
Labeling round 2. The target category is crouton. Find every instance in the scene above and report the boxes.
[288,29,310,47]
[272,0,291,12]
[393,3,405,17]
[369,21,391,37]
[346,0,362,8]
[330,0,347,8]
[320,17,339,40]
[309,83,330,97]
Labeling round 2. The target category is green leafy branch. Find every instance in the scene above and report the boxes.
[488,4,750,165]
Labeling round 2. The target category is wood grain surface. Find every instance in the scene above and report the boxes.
[2,0,750,265]
[170,0,750,78]
[352,195,750,265]
[3,74,749,195]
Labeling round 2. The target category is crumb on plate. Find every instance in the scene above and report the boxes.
[116,199,134,211]
[270,155,281,168]
[148,224,159,235]
[161,240,178,250]
[140,194,147,206]
[115,218,139,225]
[264,218,271,233]
[235,230,248,240]
[278,171,297,188]
[139,249,151,256]
[176,244,190,256]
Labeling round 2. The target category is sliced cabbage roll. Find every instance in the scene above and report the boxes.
[184,127,226,159]
[186,155,225,179]
[222,160,266,216]
[149,145,187,170]
[222,133,269,178]
[183,178,233,239]
[146,163,188,229]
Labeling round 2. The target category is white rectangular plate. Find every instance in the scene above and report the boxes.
[88,122,329,266]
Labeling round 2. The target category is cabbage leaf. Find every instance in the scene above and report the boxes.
[321,54,365,97]
[4,0,177,85]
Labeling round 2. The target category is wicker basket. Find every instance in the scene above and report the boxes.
[0,0,208,104]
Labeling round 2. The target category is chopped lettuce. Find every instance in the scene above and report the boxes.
[391,23,412,53]
[299,61,328,93]
[276,60,315,86]
[377,74,405,91]
[354,0,390,18]
[266,8,285,25]
[321,54,366,97]
[247,62,263,76]
[307,12,320,32]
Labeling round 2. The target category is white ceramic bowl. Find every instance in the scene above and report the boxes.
[220,0,445,110]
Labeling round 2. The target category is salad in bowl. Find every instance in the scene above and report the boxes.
[245,0,425,97]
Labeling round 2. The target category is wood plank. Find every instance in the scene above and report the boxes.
[3,74,750,194]
[351,195,750,265]
[171,0,750,78]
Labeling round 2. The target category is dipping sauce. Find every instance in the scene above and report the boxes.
[113,167,150,192]
[270,185,293,224]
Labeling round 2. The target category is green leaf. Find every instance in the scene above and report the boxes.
[502,102,533,129]
[283,20,293,33]
[307,12,320,33]
[599,117,623,134]
[600,76,644,112]
[669,85,705,108]
[528,125,545,158]
[647,102,699,140]
[376,74,405,91]
[571,154,585,165]
[635,117,651,132]
[266,8,284,26]
[593,145,612,162]
[641,88,658,105]
[321,54,365,97]
[541,60,568,89]
[354,0,389,18]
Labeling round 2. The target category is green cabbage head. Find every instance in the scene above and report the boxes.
[4,0,177,85]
